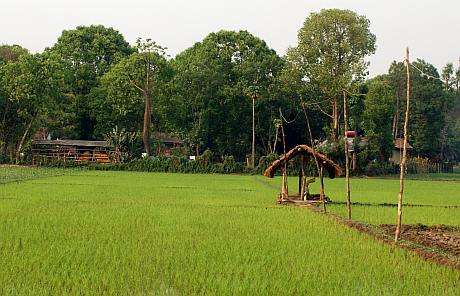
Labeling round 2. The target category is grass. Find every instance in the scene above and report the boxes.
[0,168,459,294]
[0,166,76,184]
[294,173,460,226]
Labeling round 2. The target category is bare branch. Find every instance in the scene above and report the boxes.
[126,75,144,93]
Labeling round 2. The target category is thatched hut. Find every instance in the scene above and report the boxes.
[263,144,342,204]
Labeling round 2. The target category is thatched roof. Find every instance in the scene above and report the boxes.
[155,132,184,145]
[394,138,413,150]
[263,145,342,179]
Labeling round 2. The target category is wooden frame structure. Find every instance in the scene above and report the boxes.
[263,145,342,205]
[32,140,115,164]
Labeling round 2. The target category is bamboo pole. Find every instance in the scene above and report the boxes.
[279,108,288,200]
[343,91,351,221]
[395,47,411,243]
[300,154,306,201]
[251,95,256,168]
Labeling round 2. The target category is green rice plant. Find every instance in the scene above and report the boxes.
[0,170,458,295]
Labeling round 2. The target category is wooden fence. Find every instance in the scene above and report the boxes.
[406,162,454,174]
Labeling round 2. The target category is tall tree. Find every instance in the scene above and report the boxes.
[0,45,30,159]
[388,62,406,140]
[1,52,66,162]
[286,9,376,141]
[442,63,454,92]
[99,38,170,157]
[170,30,283,160]
[50,25,134,139]
[410,60,446,158]
[363,75,395,161]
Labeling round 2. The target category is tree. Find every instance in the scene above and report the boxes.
[50,25,134,139]
[170,30,283,160]
[388,61,406,140]
[0,45,30,159]
[363,76,395,161]
[99,38,170,157]
[287,9,376,141]
[0,45,29,64]
[410,60,446,158]
[442,63,454,92]
[388,59,448,159]
[1,52,66,162]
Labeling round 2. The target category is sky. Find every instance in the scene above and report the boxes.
[1,0,459,76]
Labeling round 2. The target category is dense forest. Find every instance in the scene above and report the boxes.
[1,9,459,171]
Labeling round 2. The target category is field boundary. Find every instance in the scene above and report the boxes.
[304,204,460,271]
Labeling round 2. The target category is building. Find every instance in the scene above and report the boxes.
[32,140,115,164]
[390,138,413,164]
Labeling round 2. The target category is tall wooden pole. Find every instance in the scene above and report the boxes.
[279,108,288,199]
[251,95,256,168]
[343,91,351,221]
[395,47,411,242]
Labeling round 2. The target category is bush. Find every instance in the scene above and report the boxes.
[84,152,251,175]
[363,162,398,176]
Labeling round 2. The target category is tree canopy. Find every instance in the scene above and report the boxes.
[286,8,376,141]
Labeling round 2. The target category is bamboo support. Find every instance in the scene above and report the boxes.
[300,155,306,201]
[395,47,411,243]
[343,91,351,221]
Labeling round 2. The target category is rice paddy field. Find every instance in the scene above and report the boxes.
[0,166,459,295]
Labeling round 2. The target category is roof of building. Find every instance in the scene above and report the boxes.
[155,132,184,144]
[32,140,114,148]
[394,138,413,149]
[263,144,342,179]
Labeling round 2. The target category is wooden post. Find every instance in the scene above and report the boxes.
[320,164,326,213]
[251,95,256,168]
[298,166,302,196]
[300,154,306,201]
[279,108,288,200]
[395,47,411,243]
[281,166,288,200]
[343,91,351,221]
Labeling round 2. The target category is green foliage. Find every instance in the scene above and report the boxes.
[95,50,170,134]
[410,60,447,158]
[362,161,398,176]
[363,76,395,161]
[102,154,249,175]
[49,25,134,139]
[288,9,376,97]
[0,44,29,64]
[0,52,67,162]
[169,30,284,160]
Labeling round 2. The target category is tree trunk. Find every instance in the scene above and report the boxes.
[16,116,35,164]
[343,92,351,221]
[395,47,411,243]
[272,127,279,153]
[142,90,152,157]
[332,95,339,142]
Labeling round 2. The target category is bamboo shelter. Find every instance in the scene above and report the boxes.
[263,145,342,205]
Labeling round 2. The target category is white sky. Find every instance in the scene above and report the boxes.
[1,0,459,76]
